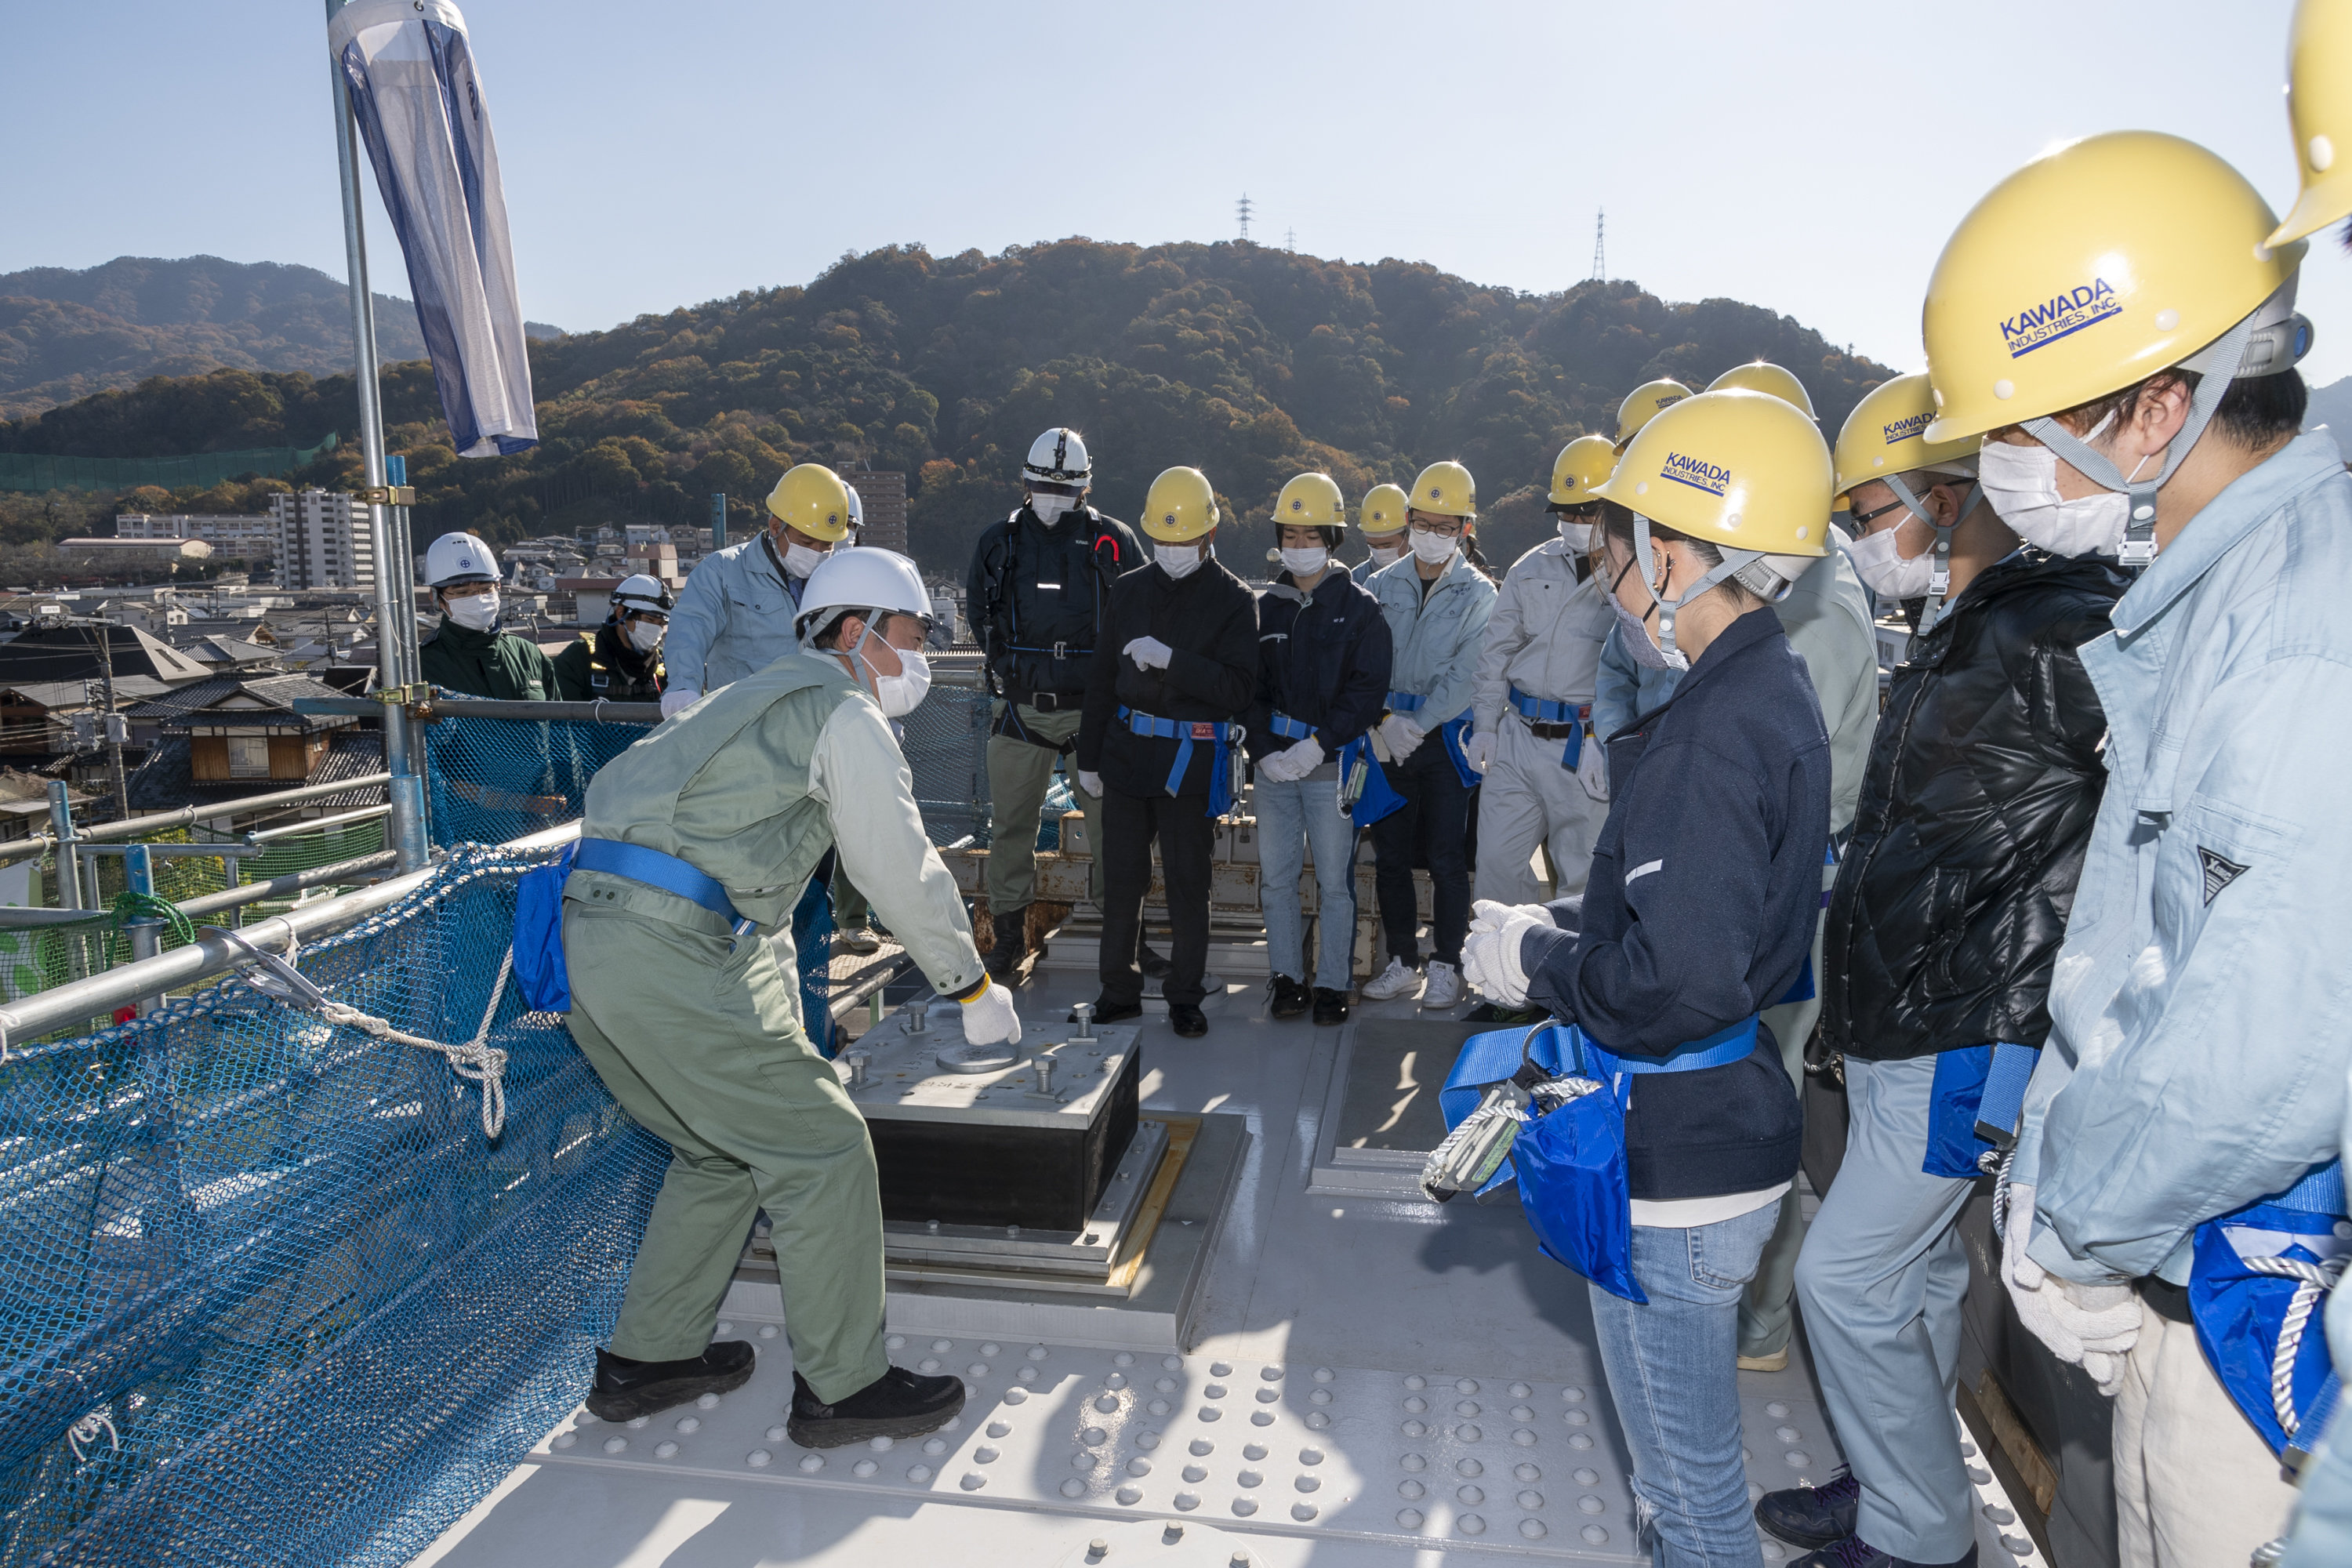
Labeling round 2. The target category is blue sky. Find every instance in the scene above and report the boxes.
[5,1,2343,385]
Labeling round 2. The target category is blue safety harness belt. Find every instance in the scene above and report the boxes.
[1385,689,1479,789]
[1508,684,1592,769]
[511,837,756,1014]
[1119,706,1237,817]
[2190,1159,2348,1468]
[1268,711,1315,742]
[1439,1016,1761,1304]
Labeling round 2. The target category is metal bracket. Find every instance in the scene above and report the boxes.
[203,927,332,1010]
[355,485,417,507]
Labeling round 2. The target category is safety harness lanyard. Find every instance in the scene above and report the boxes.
[1119,706,1237,818]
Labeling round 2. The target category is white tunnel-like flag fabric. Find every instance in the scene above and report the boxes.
[330,0,537,458]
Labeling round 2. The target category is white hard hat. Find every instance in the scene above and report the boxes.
[1022,427,1091,488]
[844,485,865,535]
[611,572,673,617]
[794,546,934,641]
[424,532,501,588]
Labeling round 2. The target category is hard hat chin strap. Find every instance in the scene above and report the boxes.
[2021,309,2256,571]
[1886,475,1980,634]
[1632,515,1765,660]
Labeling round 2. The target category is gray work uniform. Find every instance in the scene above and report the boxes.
[562,650,985,1401]
[662,531,807,696]
[1470,539,1614,903]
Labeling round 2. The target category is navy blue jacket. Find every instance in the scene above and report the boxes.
[1076,559,1260,799]
[1247,568,1392,760]
[1519,607,1829,1201]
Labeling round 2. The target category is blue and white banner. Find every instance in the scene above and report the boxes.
[330,0,538,458]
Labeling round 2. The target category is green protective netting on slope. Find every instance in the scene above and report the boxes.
[0,437,339,494]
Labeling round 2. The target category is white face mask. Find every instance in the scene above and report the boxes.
[1029,492,1076,527]
[1156,542,1204,579]
[445,590,499,632]
[783,541,827,579]
[1557,520,1594,552]
[626,618,665,653]
[1976,416,2147,558]
[1279,546,1330,579]
[851,622,932,718]
[1842,524,1934,600]
[1367,540,1406,567]
[1410,528,1458,565]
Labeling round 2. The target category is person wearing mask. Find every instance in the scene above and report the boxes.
[554,572,670,702]
[1247,472,1392,1026]
[1753,374,2124,1568]
[418,532,563,699]
[1464,436,1617,913]
[1353,483,1412,583]
[1927,132,2344,1568]
[564,547,1018,1447]
[965,428,1146,979]
[1360,461,1497,1010]
[1074,467,1259,1038]
[660,463,851,718]
[1459,387,1832,1568]
[1591,379,1696,739]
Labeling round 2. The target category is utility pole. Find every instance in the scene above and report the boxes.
[92,620,128,822]
[1591,209,1606,282]
[1237,194,1254,243]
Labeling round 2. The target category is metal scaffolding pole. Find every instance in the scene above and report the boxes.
[327,0,431,876]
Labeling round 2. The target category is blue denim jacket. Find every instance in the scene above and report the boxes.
[663,532,807,695]
[2019,430,2352,1287]
[1369,550,1496,726]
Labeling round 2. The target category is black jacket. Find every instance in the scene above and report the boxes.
[1824,549,2125,1061]
[551,622,664,702]
[1077,560,1259,799]
[965,505,1144,706]
[1520,608,1828,1201]
[1247,568,1392,760]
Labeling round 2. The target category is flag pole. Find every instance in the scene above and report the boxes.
[326,0,431,873]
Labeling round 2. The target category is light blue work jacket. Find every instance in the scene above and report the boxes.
[662,532,808,695]
[2020,430,2352,1287]
[1369,549,1497,727]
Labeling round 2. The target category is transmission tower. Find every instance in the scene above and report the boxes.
[1591,209,1606,281]
[1284,227,1295,252]
[1238,193,1254,242]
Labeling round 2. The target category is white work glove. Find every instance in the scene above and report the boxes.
[1123,636,1174,670]
[1377,712,1426,760]
[1077,769,1105,800]
[1461,731,1494,773]
[1461,899,1549,1007]
[1574,731,1610,802]
[2001,1184,2139,1389]
[659,687,701,720]
[1254,749,1299,785]
[1266,735,1322,782]
[959,978,1022,1047]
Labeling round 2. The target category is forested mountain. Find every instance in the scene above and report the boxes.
[0,256,561,419]
[0,240,1895,576]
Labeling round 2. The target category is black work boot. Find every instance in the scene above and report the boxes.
[1312,987,1349,1025]
[788,1366,966,1449]
[1269,975,1312,1019]
[983,907,1029,980]
[585,1341,755,1422]
[1169,1002,1208,1037]
[1757,1466,1861,1549]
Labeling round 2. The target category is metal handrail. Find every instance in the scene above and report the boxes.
[245,804,390,843]
[293,696,662,724]
[0,821,579,1051]
[0,771,395,867]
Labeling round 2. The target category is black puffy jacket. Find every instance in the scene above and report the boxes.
[1824,549,2127,1061]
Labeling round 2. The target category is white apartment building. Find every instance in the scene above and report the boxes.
[116,513,276,557]
[267,491,376,591]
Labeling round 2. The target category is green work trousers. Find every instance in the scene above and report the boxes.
[833,863,870,931]
[1740,906,1827,1359]
[985,701,1102,910]
[562,898,889,1403]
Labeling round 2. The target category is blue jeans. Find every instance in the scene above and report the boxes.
[1587,1202,1781,1568]
[1254,773,1358,990]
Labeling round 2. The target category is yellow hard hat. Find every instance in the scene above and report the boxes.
[1359,482,1410,536]
[1922,131,2305,444]
[1409,460,1476,521]
[1142,466,1221,542]
[1614,379,1693,447]
[766,463,853,541]
[1831,373,1980,505]
[1708,361,1816,419]
[1594,389,1833,559]
[2271,0,2352,246]
[1548,435,1617,507]
[1273,471,1348,530]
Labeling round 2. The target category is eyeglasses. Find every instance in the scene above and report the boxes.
[1847,497,1912,531]
[1408,517,1464,537]
[1551,503,1601,520]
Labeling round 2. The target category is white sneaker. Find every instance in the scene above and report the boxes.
[1421,960,1463,1009]
[1361,956,1425,1000]
[837,924,881,956]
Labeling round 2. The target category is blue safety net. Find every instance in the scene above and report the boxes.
[421,708,648,848]
[0,846,667,1567]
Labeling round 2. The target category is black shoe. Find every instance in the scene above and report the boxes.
[1269,975,1311,1019]
[584,1341,755,1422]
[983,908,1029,980]
[1071,996,1144,1025]
[788,1366,966,1450]
[1138,942,1173,981]
[1757,1467,1861,1550]
[1790,1537,1976,1568]
[1464,1001,1547,1025]
[1312,987,1349,1025]
[1169,1003,1208,1037]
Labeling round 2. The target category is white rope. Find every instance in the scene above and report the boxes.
[68,1409,119,1464]
[2245,1252,2346,1437]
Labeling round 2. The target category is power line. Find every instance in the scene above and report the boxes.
[1591,209,1606,282]
[1237,194,1254,243]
